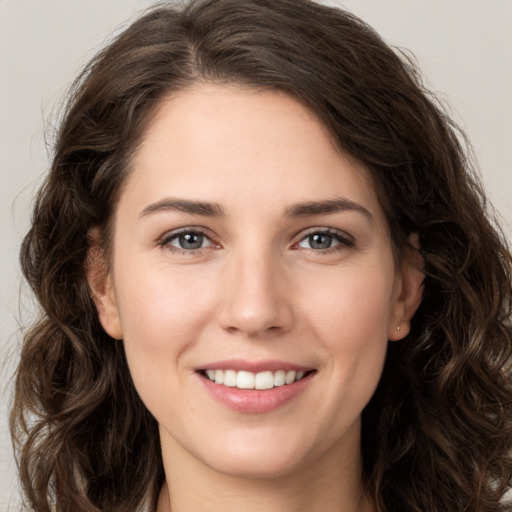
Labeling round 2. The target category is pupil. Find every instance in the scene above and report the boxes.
[180,233,203,249]
[310,233,332,249]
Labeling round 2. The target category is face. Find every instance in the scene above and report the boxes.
[92,85,422,481]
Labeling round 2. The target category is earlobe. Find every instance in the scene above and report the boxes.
[86,231,123,340]
[388,234,424,341]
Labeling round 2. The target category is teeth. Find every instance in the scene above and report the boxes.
[224,369,237,387]
[285,370,296,385]
[255,371,274,390]
[214,369,224,385]
[203,369,309,389]
[274,370,286,387]
[236,371,255,389]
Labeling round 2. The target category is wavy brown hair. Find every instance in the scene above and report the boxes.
[11,0,512,511]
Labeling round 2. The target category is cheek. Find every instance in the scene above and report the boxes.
[116,259,212,339]
[112,260,217,388]
[309,276,392,433]
[301,262,395,346]
[298,262,394,399]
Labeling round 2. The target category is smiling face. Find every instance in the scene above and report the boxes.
[91,85,422,483]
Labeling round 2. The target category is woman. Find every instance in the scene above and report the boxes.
[11,0,512,511]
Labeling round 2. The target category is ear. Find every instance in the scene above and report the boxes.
[388,233,424,341]
[86,229,123,340]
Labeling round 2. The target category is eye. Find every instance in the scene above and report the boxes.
[296,229,354,251]
[160,229,215,252]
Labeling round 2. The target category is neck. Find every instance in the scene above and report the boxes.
[156,431,373,512]
[157,476,372,512]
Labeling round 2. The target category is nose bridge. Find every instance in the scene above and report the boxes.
[219,242,293,336]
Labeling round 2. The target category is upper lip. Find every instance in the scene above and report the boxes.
[198,359,314,373]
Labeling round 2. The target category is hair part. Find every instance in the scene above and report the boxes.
[12,1,512,511]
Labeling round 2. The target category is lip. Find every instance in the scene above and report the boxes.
[199,359,312,373]
[196,360,316,414]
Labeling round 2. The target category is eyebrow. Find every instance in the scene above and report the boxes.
[139,198,225,218]
[139,196,372,221]
[285,198,373,221]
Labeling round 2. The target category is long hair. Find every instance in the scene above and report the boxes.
[11,0,512,510]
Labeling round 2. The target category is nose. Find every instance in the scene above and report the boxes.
[217,248,294,337]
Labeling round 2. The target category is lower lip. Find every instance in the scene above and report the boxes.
[199,372,315,414]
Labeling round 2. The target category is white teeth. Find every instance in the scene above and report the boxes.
[204,368,309,389]
[214,369,224,385]
[255,371,274,390]
[273,369,286,387]
[285,370,296,385]
[236,371,255,389]
[223,369,237,387]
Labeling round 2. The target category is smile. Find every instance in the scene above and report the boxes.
[202,369,308,390]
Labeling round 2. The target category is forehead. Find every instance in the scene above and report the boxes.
[123,84,382,221]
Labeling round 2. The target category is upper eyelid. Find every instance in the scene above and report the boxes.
[158,226,218,246]
[293,226,354,243]
[157,225,353,248]
[159,226,213,239]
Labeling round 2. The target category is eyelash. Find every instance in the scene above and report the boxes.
[158,227,218,254]
[292,228,355,254]
[158,227,355,254]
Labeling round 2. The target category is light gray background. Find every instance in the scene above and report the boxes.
[1,0,511,508]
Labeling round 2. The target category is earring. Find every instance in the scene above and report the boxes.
[396,324,401,331]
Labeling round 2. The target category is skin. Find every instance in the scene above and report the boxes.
[90,84,423,512]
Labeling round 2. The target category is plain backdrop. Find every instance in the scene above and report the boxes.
[1,0,511,508]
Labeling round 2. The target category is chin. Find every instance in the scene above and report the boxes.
[196,430,310,480]
[206,452,305,481]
